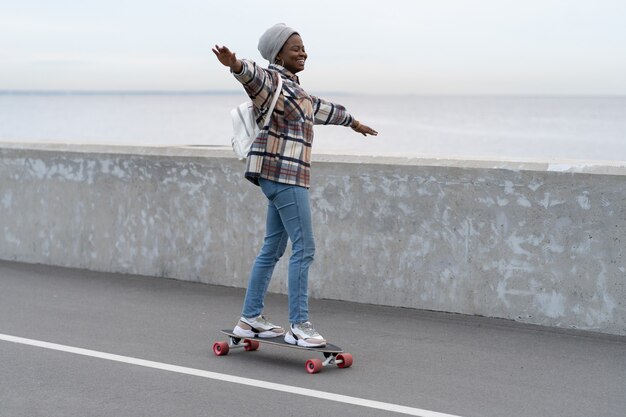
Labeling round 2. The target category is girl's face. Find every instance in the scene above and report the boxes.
[276,34,307,73]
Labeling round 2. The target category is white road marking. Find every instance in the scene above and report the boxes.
[0,333,463,417]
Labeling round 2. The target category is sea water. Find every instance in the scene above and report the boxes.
[0,92,624,162]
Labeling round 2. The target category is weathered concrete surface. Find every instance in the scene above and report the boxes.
[1,143,624,335]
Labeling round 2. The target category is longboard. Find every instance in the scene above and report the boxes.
[212,329,353,374]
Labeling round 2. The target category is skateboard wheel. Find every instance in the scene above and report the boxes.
[336,353,353,368]
[213,341,229,356]
[305,358,323,374]
[244,339,260,351]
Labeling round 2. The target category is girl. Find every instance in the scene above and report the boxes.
[213,23,377,347]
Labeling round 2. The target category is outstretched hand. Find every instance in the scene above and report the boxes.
[351,120,378,137]
[212,45,242,72]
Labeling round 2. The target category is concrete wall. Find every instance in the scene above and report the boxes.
[1,143,624,335]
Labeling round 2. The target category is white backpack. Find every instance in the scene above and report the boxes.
[231,75,283,160]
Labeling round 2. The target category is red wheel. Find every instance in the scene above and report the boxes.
[336,353,353,368]
[244,339,260,351]
[305,358,323,374]
[212,341,229,356]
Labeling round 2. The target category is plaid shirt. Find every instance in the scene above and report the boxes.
[233,59,353,189]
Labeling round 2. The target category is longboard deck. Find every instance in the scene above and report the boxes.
[219,330,343,353]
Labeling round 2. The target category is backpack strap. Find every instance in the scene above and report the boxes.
[260,72,283,129]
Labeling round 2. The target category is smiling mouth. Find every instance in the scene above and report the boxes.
[297,59,306,65]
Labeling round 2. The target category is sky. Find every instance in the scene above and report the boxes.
[1,0,626,95]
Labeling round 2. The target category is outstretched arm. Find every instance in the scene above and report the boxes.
[212,45,243,74]
[311,95,378,137]
[212,45,279,113]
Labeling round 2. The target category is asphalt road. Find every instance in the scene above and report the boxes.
[0,260,624,417]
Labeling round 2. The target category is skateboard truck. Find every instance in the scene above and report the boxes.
[305,352,353,374]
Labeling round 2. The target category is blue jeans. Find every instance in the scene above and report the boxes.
[241,178,315,324]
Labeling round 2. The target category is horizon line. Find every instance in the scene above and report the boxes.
[1,89,625,98]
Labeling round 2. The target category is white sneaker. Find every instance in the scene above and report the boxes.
[233,315,285,338]
[284,322,326,347]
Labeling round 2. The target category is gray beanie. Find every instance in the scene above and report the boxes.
[258,23,298,64]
